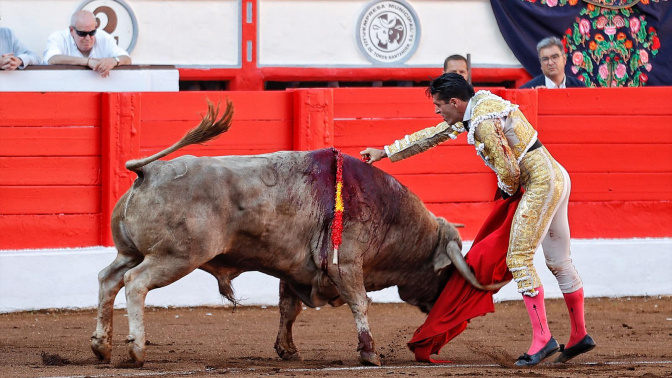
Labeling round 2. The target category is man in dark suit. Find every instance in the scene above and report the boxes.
[520,37,585,89]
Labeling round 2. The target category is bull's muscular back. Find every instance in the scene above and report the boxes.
[116,148,441,291]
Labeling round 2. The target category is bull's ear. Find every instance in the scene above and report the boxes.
[432,243,453,272]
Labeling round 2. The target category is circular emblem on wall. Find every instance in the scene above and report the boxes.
[356,0,421,64]
[77,0,138,53]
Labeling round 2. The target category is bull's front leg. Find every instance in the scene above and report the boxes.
[350,296,380,366]
[274,280,303,361]
[91,253,140,363]
[331,268,381,366]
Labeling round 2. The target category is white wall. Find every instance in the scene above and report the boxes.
[1,0,519,68]
[0,0,241,66]
[1,239,670,313]
[258,0,520,67]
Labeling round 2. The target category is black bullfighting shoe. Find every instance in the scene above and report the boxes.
[514,337,560,367]
[553,334,596,363]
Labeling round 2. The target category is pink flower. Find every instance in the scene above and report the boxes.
[629,17,640,34]
[605,26,617,36]
[640,49,649,64]
[572,66,579,74]
[613,16,625,28]
[645,63,652,72]
[579,19,591,36]
[641,72,648,83]
[615,63,626,78]
[572,51,584,65]
[599,64,609,79]
[597,16,608,29]
[546,0,558,7]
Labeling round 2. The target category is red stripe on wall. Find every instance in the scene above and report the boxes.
[0,127,101,157]
[0,186,100,215]
[0,157,101,186]
[0,93,101,127]
[0,214,101,249]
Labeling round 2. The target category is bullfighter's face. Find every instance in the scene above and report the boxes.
[432,93,466,125]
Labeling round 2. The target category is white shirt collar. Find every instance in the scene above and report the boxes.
[463,97,474,122]
[545,75,566,89]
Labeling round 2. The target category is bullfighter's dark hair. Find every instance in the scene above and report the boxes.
[426,73,475,103]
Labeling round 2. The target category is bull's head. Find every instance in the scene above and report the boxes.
[372,14,404,50]
[398,218,506,313]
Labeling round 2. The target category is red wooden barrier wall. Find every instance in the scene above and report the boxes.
[1,88,670,250]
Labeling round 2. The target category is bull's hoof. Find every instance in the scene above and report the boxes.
[279,350,303,361]
[126,336,145,365]
[358,350,381,366]
[275,344,303,361]
[91,333,111,363]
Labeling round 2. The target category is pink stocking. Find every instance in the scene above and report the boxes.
[523,286,551,354]
[562,287,587,347]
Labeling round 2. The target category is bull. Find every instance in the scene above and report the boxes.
[90,100,502,366]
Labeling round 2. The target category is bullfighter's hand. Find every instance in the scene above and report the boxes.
[92,57,117,78]
[0,53,22,71]
[533,85,547,89]
[360,148,387,164]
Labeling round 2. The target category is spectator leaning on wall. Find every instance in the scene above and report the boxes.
[520,37,584,89]
[44,10,131,78]
[0,27,41,70]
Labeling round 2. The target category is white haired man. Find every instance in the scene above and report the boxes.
[44,10,131,78]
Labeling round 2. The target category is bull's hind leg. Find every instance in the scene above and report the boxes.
[330,266,381,366]
[91,253,141,362]
[274,280,304,361]
[123,255,198,365]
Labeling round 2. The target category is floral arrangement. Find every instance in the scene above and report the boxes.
[564,4,661,86]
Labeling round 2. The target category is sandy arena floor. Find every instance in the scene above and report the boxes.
[1,297,671,377]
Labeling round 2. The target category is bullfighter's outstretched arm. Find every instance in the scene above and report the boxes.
[384,121,466,162]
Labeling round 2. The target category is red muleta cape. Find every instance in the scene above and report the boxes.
[407,191,522,362]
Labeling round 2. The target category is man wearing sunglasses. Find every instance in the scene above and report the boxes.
[520,37,584,89]
[44,10,131,78]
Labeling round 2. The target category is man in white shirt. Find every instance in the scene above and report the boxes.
[44,10,131,78]
[1,27,41,70]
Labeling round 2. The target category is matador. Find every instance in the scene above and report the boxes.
[361,73,596,367]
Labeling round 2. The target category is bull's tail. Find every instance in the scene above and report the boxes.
[125,99,234,172]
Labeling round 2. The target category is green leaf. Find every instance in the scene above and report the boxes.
[629,51,639,71]
[585,54,594,72]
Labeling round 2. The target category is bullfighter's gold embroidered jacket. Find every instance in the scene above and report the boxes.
[385,91,538,195]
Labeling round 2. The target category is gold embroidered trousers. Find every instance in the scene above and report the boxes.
[505,147,583,297]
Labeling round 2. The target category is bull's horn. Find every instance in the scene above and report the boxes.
[381,18,396,28]
[446,241,510,291]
